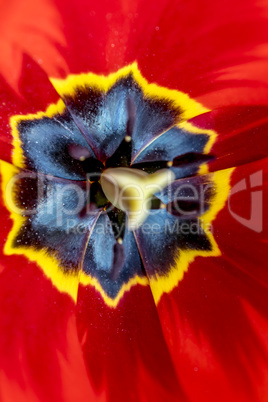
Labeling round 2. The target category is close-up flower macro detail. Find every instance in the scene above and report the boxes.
[0,0,268,401]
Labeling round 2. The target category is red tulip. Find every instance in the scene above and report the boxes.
[0,0,267,401]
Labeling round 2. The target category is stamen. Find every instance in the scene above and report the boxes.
[68,143,91,160]
[132,153,214,174]
[111,241,125,280]
[173,152,214,167]
[166,199,200,219]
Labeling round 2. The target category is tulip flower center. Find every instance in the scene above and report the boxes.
[100,167,175,229]
[3,63,232,307]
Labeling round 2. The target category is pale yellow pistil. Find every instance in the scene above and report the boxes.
[100,167,175,230]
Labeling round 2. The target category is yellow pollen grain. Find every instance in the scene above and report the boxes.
[124,135,132,142]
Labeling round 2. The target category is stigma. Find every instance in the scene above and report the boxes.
[100,167,175,230]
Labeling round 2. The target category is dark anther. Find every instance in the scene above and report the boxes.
[166,199,201,219]
[68,144,104,181]
[110,240,125,280]
[131,160,168,174]
[172,152,214,167]
[68,143,91,161]
[132,153,214,174]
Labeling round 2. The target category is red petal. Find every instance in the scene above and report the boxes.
[0,170,99,401]
[76,284,185,401]
[190,105,268,172]
[45,0,268,108]
[0,56,60,163]
[154,158,268,401]
[0,0,267,400]
[0,0,67,90]
[1,0,268,109]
